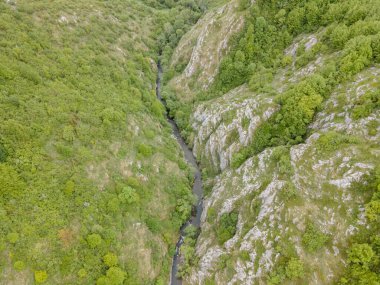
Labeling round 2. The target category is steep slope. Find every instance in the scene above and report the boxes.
[164,0,380,284]
[0,0,204,284]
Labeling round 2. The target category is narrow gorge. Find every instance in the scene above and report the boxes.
[156,61,204,285]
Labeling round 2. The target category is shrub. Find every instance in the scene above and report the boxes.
[272,146,292,176]
[118,186,139,204]
[7,232,19,244]
[329,24,350,49]
[78,269,87,278]
[285,258,304,279]
[302,223,329,252]
[339,36,373,78]
[347,243,374,266]
[316,131,359,152]
[231,151,247,169]
[216,212,238,244]
[106,267,126,285]
[14,261,25,271]
[87,233,102,248]
[34,270,48,283]
[280,182,297,201]
[64,180,75,196]
[281,55,293,67]
[286,7,305,34]
[137,143,153,157]
[107,197,120,213]
[372,34,380,62]
[352,90,380,120]
[365,200,380,222]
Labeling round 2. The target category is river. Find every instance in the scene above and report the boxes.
[155,61,203,285]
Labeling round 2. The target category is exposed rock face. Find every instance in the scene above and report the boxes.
[167,1,379,283]
[311,67,380,142]
[185,65,379,284]
[191,85,277,171]
[168,0,245,101]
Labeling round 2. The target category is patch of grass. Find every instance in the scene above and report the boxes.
[225,128,239,146]
[316,131,360,153]
[367,120,379,136]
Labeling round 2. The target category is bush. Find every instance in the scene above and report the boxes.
[329,24,350,49]
[103,253,118,267]
[78,269,87,278]
[339,36,373,78]
[286,7,305,34]
[352,90,380,120]
[64,180,75,196]
[372,34,380,62]
[216,212,238,244]
[137,143,153,157]
[106,267,126,285]
[285,258,304,279]
[365,200,380,222]
[316,131,359,152]
[302,223,329,252]
[347,243,374,266]
[13,261,25,271]
[87,233,102,248]
[231,152,246,169]
[118,186,140,204]
[7,232,19,244]
[34,270,48,283]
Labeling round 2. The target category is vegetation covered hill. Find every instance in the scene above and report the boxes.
[164,0,380,284]
[0,0,206,284]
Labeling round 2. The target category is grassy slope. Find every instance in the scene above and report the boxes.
[0,0,195,284]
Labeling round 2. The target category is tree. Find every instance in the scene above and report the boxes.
[286,7,305,34]
[366,200,380,222]
[118,186,139,204]
[216,212,238,244]
[329,24,350,49]
[305,1,320,28]
[348,243,374,267]
[87,233,102,248]
[340,36,373,77]
[106,267,126,285]
[103,253,118,267]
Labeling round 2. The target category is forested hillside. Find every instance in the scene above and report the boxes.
[0,0,205,284]
[2,0,380,284]
[164,0,380,284]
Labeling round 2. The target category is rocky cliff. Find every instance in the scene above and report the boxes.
[165,0,380,283]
